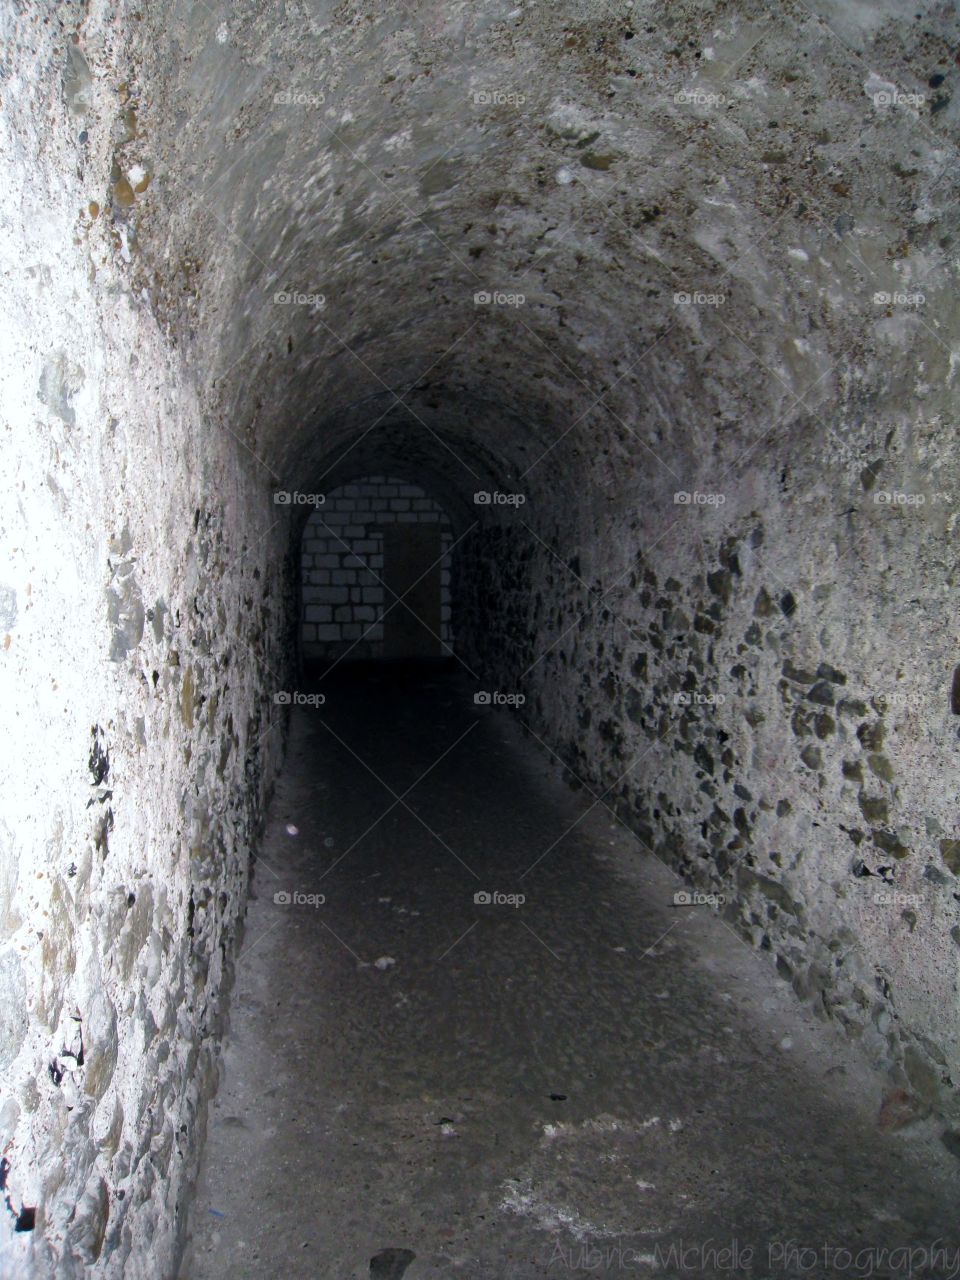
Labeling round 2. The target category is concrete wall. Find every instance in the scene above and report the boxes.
[300,479,452,662]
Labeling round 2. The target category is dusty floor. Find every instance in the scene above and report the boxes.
[180,663,958,1279]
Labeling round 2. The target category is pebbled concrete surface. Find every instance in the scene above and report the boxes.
[182,662,958,1279]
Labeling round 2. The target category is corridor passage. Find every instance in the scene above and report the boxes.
[182,664,958,1280]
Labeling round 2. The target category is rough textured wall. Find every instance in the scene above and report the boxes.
[123,0,958,1140]
[457,399,960,1125]
[3,0,960,1269]
[0,3,293,1273]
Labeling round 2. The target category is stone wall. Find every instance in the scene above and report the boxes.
[0,4,293,1274]
[3,0,959,1270]
[457,403,960,1127]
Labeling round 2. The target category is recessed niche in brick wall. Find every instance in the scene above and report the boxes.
[300,477,453,661]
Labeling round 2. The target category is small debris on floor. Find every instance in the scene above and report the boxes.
[373,956,396,970]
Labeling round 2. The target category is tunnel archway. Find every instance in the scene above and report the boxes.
[298,475,455,663]
[3,0,960,1274]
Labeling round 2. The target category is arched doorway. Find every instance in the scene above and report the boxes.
[300,476,453,664]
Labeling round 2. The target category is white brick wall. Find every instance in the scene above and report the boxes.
[300,478,453,660]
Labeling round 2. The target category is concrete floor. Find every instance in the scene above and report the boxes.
[180,663,958,1280]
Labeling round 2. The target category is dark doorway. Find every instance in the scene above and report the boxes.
[381,522,443,659]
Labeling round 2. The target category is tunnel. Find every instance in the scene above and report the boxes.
[2,0,960,1275]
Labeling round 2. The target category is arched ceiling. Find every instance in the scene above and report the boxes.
[122,0,959,519]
